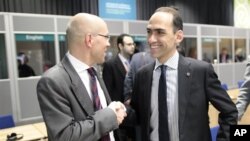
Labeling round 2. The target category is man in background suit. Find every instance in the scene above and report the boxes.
[219,47,230,63]
[37,13,127,141]
[102,33,135,141]
[123,50,154,105]
[131,6,237,141]
[103,33,135,102]
[236,61,250,121]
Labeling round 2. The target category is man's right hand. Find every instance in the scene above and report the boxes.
[108,101,127,125]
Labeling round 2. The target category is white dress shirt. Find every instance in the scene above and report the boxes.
[118,53,130,72]
[67,52,115,141]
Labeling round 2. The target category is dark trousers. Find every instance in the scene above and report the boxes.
[117,126,136,141]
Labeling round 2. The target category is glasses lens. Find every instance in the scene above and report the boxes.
[97,34,110,40]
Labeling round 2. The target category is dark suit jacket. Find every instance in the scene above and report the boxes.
[37,56,119,141]
[103,55,127,102]
[124,52,154,101]
[219,54,230,63]
[131,55,237,141]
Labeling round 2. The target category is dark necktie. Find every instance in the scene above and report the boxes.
[87,67,110,141]
[158,65,170,141]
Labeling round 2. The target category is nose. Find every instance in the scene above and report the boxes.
[132,44,135,49]
[148,33,157,44]
[107,40,111,48]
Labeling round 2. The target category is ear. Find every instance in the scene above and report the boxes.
[85,34,92,47]
[118,43,123,51]
[176,30,184,44]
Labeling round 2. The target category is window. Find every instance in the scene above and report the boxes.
[15,34,55,77]
[0,34,8,79]
[202,38,217,64]
[219,38,232,63]
[181,38,197,59]
[59,35,67,60]
[234,39,246,62]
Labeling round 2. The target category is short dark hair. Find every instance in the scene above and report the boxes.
[117,33,132,52]
[155,6,183,33]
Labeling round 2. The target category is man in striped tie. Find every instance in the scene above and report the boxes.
[37,13,127,141]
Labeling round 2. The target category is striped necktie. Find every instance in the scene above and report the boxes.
[87,67,110,141]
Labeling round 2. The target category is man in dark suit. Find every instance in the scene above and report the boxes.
[17,52,36,77]
[37,13,127,141]
[219,47,230,63]
[103,33,135,102]
[124,51,154,105]
[131,7,237,141]
[102,34,135,140]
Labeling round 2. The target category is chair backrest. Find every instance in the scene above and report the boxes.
[221,83,228,90]
[238,80,244,88]
[210,125,219,141]
[0,114,15,129]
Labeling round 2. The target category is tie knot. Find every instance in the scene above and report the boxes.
[159,65,167,72]
[87,67,96,77]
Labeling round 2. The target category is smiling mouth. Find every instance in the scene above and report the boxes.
[150,45,160,49]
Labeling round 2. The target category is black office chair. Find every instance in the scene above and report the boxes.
[0,114,15,129]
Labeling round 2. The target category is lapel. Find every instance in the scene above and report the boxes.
[61,56,94,115]
[114,55,127,75]
[178,55,192,131]
[144,63,155,122]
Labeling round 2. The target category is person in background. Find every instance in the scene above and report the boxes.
[37,13,127,141]
[236,61,250,121]
[17,52,35,77]
[130,6,237,141]
[219,47,230,63]
[235,48,245,62]
[102,33,135,141]
[176,46,185,57]
[123,50,154,105]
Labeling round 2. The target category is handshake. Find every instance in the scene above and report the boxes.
[108,101,127,125]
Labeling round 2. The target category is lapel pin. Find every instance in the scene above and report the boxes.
[186,72,190,77]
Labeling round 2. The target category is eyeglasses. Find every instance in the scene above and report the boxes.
[97,33,110,41]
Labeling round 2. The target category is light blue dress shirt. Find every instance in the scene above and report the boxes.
[150,51,179,141]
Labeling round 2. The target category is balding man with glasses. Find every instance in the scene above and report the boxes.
[37,13,127,141]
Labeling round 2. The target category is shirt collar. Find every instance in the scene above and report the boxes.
[154,50,179,70]
[66,52,90,73]
[118,53,129,64]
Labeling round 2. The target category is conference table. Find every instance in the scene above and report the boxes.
[0,89,247,139]
[32,122,47,137]
[227,88,239,101]
[0,122,47,141]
